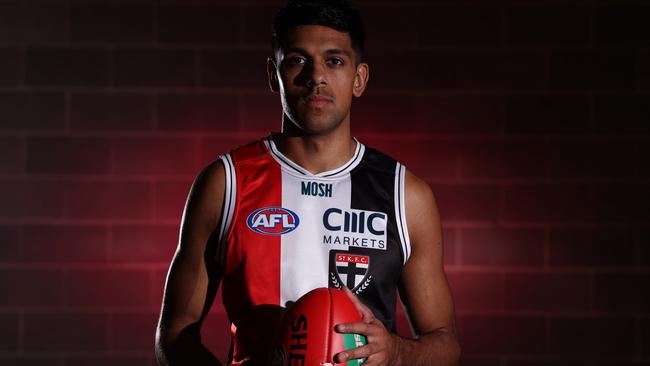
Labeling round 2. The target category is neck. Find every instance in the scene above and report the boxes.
[274,115,356,175]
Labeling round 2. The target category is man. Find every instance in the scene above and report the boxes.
[155,0,461,365]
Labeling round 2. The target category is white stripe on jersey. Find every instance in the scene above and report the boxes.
[218,153,237,243]
[394,163,411,264]
[279,171,353,306]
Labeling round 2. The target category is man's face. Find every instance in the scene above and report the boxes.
[269,25,369,135]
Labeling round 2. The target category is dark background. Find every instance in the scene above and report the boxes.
[1,0,649,365]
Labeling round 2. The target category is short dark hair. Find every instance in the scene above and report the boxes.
[272,0,365,64]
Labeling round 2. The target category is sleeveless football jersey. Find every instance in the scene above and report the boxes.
[216,135,411,365]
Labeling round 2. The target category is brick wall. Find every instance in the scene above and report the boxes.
[0,0,648,365]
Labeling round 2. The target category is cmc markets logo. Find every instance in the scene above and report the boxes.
[247,207,300,235]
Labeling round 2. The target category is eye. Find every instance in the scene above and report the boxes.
[287,56,306,65]
[327,58,344,66]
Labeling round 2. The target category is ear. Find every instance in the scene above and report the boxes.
[352,62,369,98]
[267,57,280,93]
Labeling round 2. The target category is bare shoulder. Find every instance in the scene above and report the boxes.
[403,169,440,245]
[180,159,227,249]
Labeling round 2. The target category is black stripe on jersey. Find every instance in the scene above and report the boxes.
[349,147,402,333]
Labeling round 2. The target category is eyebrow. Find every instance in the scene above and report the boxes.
[284,47,352,58]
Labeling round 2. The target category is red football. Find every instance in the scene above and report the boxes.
[273,287,367,366]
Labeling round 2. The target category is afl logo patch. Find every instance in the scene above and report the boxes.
[247,207,300,235]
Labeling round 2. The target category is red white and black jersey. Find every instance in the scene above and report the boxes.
[217,135,411,365]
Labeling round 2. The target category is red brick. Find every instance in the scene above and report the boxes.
[549,228,635,267]
[507,360,649,366]
[548,316,636,356]
[24,312,106,351]
[200,137,256,168]
[507,5,590,45]
[505,272,590,311]
[458,51,549,90]
[70,3,153,42]
[548,139,639,179]
[595,184,650,222]
[0,357,61,366]
[70,93,154,131]
[459,315,545,356]
[201,311,232,361]
[26,137,110,175]
[26,48,109,86]
[596,4,650,45]
[0,312,19,350]
[65,180,152,220]
[594,274,650,312]
[460,140,546,178]
[641,52,650,90]
[0,136,24,174]
[159,5,240,44]
[0,269,64,307]
[0,48,22,85]
[243,6,277,46]
[152,269,168,311]
[111,137,200,176]
[23,225,107,263]
[0,92,65,131]
[0,225,22,262]
[241,93,281,133]
[431,184,499,222]
[111,312,158,351]
[461,228,544,267]
[595,95,650,134]
[365,50,458,90]
[446,272,504,312]
[157,94,240,132]
[65,269,150,308]
[442,228,456,266]
[0,2,67,43]
[457,359,498,366]
[642,142,650,178]
[550,51,636,90]
[155,179,192,220]
[0,180,65,219]
[354,95,501,135]
[641,229,650,266]
[503,184,592,222]
[414,6,501,46]
[356,5,418,48]
[201,49,271,88]
[358,138,458,179]
[63,357,145,366]
[111,224,178,263]
[505,95,591,134]
[114,48,195,87]
[642,318,650,357]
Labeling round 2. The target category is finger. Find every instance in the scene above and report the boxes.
[335,321,378,336]
[341,286,374,321]
[334,343,374,364]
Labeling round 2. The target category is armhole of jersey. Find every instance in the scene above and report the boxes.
[216,153,237,268]
[394,162,411,265]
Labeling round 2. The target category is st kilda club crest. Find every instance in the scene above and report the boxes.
[329,251,372,294]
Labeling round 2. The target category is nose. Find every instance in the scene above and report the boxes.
[304,61,326,87]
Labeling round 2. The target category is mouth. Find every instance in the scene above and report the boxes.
[301,94,333,108]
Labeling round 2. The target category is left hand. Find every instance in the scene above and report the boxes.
[334,287,401,365]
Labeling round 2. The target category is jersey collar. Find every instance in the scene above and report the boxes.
[263,135,365,178]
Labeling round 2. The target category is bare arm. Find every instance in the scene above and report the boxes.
[335,169,460,366]
[394,169,461,365]
[155,160,226,366]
